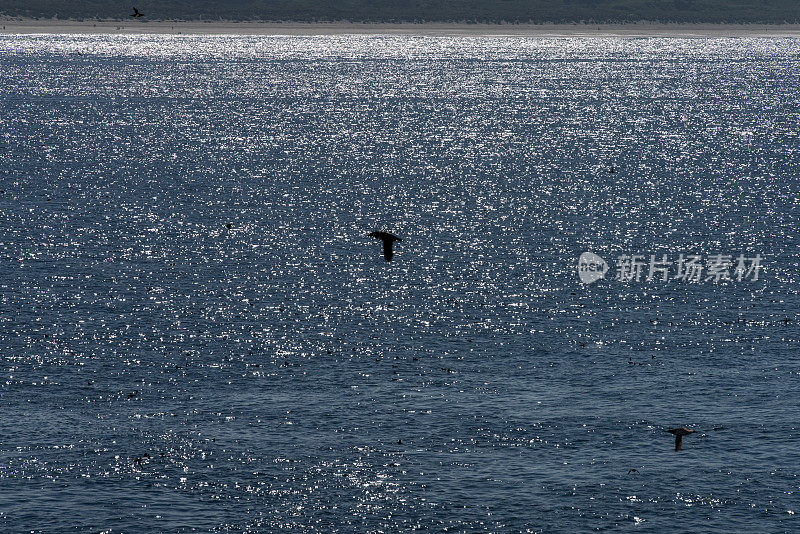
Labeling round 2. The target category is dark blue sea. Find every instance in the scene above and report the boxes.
[1,34,799,532]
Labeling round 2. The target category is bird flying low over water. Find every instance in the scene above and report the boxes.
[131,7,144,17]
[368,231,402,261]
[667,427,695,451]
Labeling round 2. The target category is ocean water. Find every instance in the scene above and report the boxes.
[1,34,799,532]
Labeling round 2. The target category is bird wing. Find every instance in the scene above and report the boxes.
[369,231,400,242]
[674,434,683,451]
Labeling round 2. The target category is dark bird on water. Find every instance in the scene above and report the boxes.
[131,7,144,17]
[368,231,402,261]
[627,468,639,475]
[667,427,695,451]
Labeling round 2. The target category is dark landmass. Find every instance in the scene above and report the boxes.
[1,0,799,24]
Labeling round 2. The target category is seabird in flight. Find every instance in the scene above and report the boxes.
[131,7,144,17]
[368,231,402,261]
[666,427,695,451]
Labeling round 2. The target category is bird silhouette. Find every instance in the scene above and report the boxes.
[667,427,695,451]
[368,231,402,261]
[131,7,144,17]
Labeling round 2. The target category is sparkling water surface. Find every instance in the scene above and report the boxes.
[1,34,799,532]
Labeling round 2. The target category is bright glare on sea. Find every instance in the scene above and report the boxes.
[1,34,799,532]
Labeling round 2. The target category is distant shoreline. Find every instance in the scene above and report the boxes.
[2,18,800,37]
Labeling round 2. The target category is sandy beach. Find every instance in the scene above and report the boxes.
[2,18,800,37]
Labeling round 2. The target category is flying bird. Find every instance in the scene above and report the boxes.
[131,7,144,17]
[368,231,402,261]
[666,427,695,451]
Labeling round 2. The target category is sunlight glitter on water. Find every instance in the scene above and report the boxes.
[1,33,799,532]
